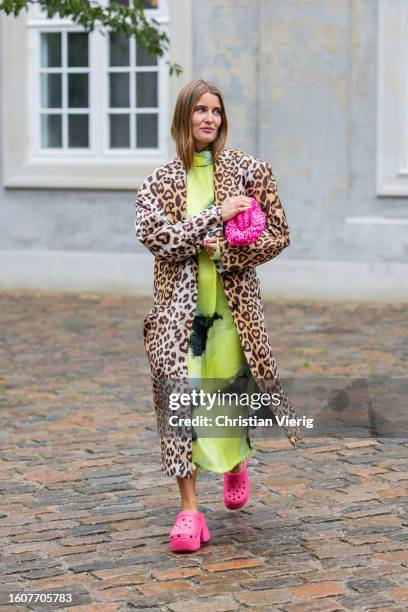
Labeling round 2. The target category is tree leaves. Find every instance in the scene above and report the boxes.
[0,0,183,75]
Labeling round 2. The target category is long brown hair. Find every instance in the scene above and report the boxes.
[171,79,228,171]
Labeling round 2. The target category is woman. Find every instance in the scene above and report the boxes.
[135,79,304,553]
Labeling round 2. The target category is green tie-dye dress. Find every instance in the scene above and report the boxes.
[186,149,253,474]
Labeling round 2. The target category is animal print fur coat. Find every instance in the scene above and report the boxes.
[135,147,304,478]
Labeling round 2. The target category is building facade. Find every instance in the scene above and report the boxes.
[1,0,407,301]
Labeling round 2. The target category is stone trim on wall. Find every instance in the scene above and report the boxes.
[0,250,407,302]
[376,0,408,196]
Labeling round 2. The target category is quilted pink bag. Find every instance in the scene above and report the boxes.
[224,197,266,246]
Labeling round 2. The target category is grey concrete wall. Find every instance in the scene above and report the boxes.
[0,188,137,253]
[194,0,408,264]
[1,0,408,266]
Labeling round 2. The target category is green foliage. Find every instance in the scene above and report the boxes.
[0,0,182,75]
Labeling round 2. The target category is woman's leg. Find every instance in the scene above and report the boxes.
[229,461,243,473]
[176,467,199,512]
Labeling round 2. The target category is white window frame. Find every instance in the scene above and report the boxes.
[376,0,408,196]
[1,0,192,189]
[34,29,92,152]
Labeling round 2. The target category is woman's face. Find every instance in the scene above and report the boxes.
[191,92,222,151]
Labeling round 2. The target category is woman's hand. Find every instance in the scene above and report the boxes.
[203,234,218,257]
[221,196,252,222]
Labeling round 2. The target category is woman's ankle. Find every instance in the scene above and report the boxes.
[180,501,199,512]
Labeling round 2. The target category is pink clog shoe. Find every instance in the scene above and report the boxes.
[223,460,250,510]
[169,510,211,553]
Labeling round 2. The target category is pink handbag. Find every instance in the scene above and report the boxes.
[224,197,266,246]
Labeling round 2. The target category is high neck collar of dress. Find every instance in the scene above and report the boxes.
[194,149,213,167]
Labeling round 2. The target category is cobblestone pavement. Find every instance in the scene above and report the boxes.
[0,291,407,611]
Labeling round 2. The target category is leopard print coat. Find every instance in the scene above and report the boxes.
[135,147,304,478]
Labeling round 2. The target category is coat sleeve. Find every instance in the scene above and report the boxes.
[214,160,290,274]
[134,176,224,262]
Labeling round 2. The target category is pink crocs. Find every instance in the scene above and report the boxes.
[169,511,211,553]
[224,460,250,510]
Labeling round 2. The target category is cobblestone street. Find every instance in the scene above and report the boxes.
[0,291,407,611]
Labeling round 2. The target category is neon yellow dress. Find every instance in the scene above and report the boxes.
[186,149,253,474]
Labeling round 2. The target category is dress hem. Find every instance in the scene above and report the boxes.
[193,446,253,475]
